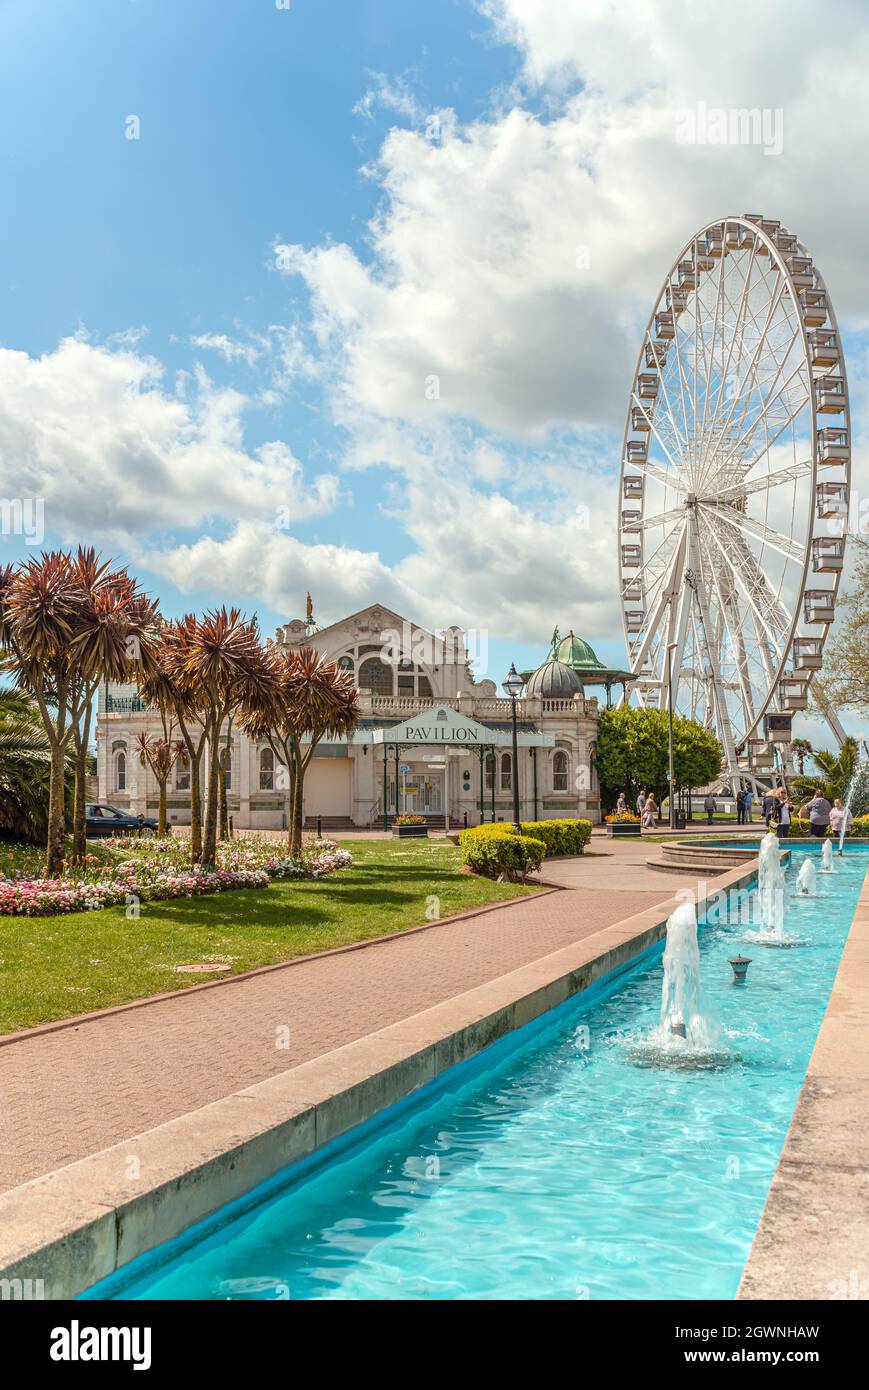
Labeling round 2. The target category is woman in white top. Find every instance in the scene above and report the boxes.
[829,799,853,837]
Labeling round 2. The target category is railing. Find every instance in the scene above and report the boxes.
[106,695,149,713]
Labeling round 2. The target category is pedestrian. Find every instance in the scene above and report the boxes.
[762,789,777,823]
[774,787,793,838]
[743,787,755,824]
[830,799,853,839]
[735,789,745,825]
[703,791,716,825]
[798,789,832,838]
[636,788,647,817]
[642,793,658,828]
[616,791,627,814]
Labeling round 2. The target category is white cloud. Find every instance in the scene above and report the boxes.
[0,336,338,543]
[191,333,263,367]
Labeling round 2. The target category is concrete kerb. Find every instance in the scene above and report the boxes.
[0,860,760,1299]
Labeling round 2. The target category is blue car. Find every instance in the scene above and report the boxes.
[85,804,159,838]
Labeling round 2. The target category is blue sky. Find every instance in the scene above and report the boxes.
[1,0,867,735]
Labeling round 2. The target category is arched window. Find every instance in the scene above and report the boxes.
[222,747,232,791]
[485,751,495,790]
[500,752,512,791]
[115,751,126,792]
[358,657,393,696]
[553,750,569,791]
[175,757,190,791]
[259,748,274,791]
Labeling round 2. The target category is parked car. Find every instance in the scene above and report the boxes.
[85,804,158,838]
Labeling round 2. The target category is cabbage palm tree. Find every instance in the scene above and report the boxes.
[239,645,359,855]
[135,732,184,837]
[139,621,207,862]
[1,554,86,874]
[162,609,271,864]
[791,737,859,807]
[66,551,159,861]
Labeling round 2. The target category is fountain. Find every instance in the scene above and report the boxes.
[838,752,869,856]
[821,838,835,874]
[660,901,708,1045]
[757,832,785,939]
[627,901,733,1068]
[796,859,816,896]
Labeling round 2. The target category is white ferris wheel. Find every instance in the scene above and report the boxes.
[618,214,850,785]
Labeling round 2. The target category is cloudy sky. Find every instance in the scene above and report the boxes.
[1,0,867,718]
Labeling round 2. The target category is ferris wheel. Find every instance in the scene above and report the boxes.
[618,214,850,784]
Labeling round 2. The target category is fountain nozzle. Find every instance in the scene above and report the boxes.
[729,954,752,983]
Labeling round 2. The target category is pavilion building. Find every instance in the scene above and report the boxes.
[96,603,605,830]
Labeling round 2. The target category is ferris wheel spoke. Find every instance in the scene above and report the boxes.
[627,528,687,674]
[700,516,791,662]
[701,240,761,477]
[686,517,740,772]
[697,500,804,564]
[697,276,794,492]
[705,358,808,492]
[717,458,812,501]
[638,505,687,532]
[698,527,757,729]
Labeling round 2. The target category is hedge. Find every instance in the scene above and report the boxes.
[458,817,592,879]
[459,826,546,880]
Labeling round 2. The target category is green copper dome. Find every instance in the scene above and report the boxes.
[525,657,583,700]
[555,629,606,673]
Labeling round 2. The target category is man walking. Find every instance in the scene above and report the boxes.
[636,789,646,817]
[798,789,832,838]
[703,791,716,825]
[743,787,754,824]
[735,789,744,825]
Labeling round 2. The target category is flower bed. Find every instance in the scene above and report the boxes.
[0,836,353,916]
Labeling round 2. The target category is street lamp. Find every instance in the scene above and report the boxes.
[667,642,677,830]
[503,662,524,832]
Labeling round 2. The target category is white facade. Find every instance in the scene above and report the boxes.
[96,603,602,828]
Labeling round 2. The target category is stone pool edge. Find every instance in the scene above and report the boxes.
[0,862,759,1300]
[738,863,869,1302]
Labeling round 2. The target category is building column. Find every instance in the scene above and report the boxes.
[238,731,251,830]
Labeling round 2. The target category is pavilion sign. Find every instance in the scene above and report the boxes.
[372,705,554,749]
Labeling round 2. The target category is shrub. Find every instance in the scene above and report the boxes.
[458,826,545,880]
[604,811,641,825]
[519,818,592,856]
[394,814,427,826]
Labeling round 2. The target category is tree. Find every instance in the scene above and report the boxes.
[791,738,813,777]
[0,687,63,843]
[135,732,184,837]
[139,621,207,862]
[791,737,861,808]
[65,551,158,862]
[162,609,271,864]
[823,536,869,716]
[595,705,722,808]
[239,646,360,855]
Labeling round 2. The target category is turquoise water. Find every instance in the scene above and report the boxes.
[89,845,868,1302]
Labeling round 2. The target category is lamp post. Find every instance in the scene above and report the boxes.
[667,641,677,830]
[504,662,524,832]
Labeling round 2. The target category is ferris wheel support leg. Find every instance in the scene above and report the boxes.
[686,515,742,784]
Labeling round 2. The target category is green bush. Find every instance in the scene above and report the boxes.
[458,826,546,880]
[520,818,592,856]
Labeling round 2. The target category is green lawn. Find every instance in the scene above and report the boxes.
[0,839,541,1034]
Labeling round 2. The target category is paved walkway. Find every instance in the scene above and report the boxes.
[0,841,708,1193]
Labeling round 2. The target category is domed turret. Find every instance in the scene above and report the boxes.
[524,657,583,699]
[556,630,606,674]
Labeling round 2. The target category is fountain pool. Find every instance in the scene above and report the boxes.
[85,845,869,1303]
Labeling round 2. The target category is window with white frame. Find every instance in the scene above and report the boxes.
[259,747,274,790]
[500,751,512,791]
[115,750,126,792]
[553,749,569,791]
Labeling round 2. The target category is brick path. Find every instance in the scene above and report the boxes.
[0,841,695,1193]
